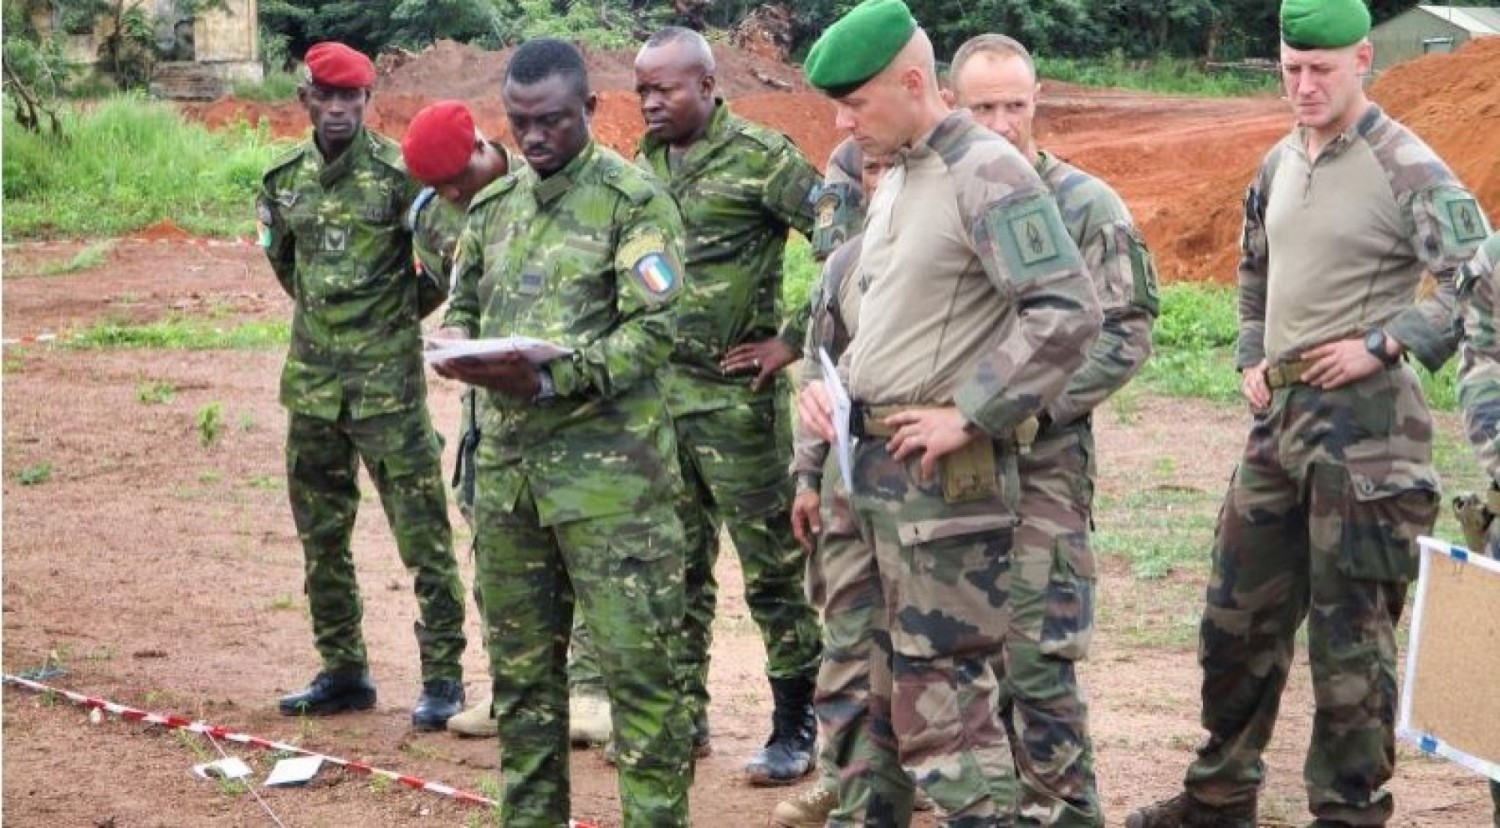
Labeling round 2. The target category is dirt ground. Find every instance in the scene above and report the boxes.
[8,39,1500,828]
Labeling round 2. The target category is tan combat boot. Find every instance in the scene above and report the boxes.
[569,685,612,746]
[770,782,837,828]
[1125,791,1255,828]
[445,698,497,737]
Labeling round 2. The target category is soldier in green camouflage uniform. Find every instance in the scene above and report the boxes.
[434,40,693,827]
[630,26,825,783]
[952,34,1159,828]
[1454,230,1500,828]
[801,5,1103,822]
[258,43,467,729]
[1128,2,1491,824]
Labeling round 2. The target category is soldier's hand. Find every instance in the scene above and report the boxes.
[437,352,540,400]
[798,381,836,443]
[1241,360,1270,413]
[790,490,822,553]
[885,408,976,481]
[722,338,798,392]
[1302,338,1390,390]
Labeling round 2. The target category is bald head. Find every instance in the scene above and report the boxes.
[635,26,718,148]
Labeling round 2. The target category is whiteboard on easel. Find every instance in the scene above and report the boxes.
[1397,535,1500,783]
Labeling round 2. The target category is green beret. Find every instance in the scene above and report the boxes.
[804,0,918,98]
[1281,0,1371,49]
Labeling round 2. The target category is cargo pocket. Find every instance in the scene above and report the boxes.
[1337,457,1439,582]
[1039,532,1096,660]
[894,512,1018,661]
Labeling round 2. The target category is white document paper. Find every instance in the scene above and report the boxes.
[818,347,854,489]
[423,336,573,366]
[192,757,252,781]
[263,755,324,787]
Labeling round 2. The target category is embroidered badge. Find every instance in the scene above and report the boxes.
[1009,211,1060,266]
[618,234,678,301]
[815,191,840,230]
[635,254,676,295]
[323,226,349,252]
[519,271,545,296]
[256,201,275,250]
[1447,196,1488,245]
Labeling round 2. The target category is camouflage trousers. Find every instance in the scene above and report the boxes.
[473,466,693,828]
[286,407,465,682]
[999,423,1101,828]
[848,436,1020,826]
[805,462,881,825]
[1186,366,1439,826]
[572,398,823,717]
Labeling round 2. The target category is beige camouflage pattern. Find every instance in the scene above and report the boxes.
[1457,233,1500,483]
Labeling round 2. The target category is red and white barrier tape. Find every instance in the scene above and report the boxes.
[3,673,597,826]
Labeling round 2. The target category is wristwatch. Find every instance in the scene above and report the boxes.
[795,472,822,494]
[1363,328,1399,366]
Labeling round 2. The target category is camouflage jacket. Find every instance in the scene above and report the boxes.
[808,138,866,261]
[1036,150,1158,426]
[257,128,432,421]
[792,235,863,481]
[1457,232,1500,482]
[1236,105,1485,372]
[408,141,522,294]
[637,100,821,415]
[443,141,688,526]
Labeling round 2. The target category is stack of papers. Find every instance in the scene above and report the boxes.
[423,336,573,365]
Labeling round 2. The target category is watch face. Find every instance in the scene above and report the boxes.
[1365,330,1383,352]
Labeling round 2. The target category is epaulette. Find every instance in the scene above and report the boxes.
[599,156,656,207]
[261,143,306,183]
[731,117,789,154]
[469,173,519,211]
[406,187,439,233]
[367,131,409,175]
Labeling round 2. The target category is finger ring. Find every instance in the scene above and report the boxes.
[753,359,761,369]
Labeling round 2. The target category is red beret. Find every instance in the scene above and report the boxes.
[304,42,375,89]
[402,101,477,185]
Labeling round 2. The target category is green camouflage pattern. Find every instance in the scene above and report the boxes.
[1457,232,1500,484]
[1184,368,1439,824]
[638,100,820,416]
[840,112,1101,825]
[990,153,1157,828]
[809,138,867,261]
[1235,107,1481,373]
[286,408,466,682]
[258,128,436,421]
[444,140,692,827]
[793,236,883,823]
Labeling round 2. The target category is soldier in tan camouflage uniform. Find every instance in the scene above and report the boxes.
[258,42,467,731]
[1454,232,1500,828]
[800,1,1102,822]
[1128,1,1490,825]
[433,39,693,828]
[951,33,1159,828]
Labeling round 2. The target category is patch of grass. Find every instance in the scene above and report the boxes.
[267,595,297,611]
[247,474,281,491]
[230,70,300,102]
[198,402,225,448]
[136,380,177,405]
[68,317,289,350]
[8,240,116,277]
[782,233,818,316]
[237,411,257,433]
[3,94,294,240]
[1036,53,1279,97]
[18,461,54,486]
[1095,486,1219,580]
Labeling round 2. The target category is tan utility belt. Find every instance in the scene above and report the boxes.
[1264,358,1318,390]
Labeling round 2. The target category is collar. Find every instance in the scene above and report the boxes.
[313,127,367,186]
[1295,103,1382,162]
[893,109,970,167]
[639,98,731,167]
[531,141,596,205]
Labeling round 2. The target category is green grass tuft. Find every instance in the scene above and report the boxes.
[1036,54,1279,97]
[68,317,289,350]
[230,70,300,102]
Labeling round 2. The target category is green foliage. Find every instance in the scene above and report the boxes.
[197,402,224,447]
[1035,53,1279,96]
[136,379,177,405]
[781,234,818,318]
[68,317,290,350]
[1153,282,1239,350]
[5,240,116,277]
[17,461,54,486]
[3,94,292,239]
[230,70,300,102]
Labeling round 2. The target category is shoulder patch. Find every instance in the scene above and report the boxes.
[986,194,1084,284]
[618,233,678,301]
[1435,189,1490,246]
[470,174,519,210]
[367,131,408,173]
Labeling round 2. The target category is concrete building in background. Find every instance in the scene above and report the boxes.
[1370,5,1500,70]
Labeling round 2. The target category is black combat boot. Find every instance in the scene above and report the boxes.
[745,675,817,786]
[278,670,377,716]
[1125,791,1256,828]
[411,678,465,731]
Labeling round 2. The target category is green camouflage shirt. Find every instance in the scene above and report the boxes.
[1036,151,1158,426]
[1457,232,1500,481]
[443,141,688,526]
[257,128,431,421]
[637,100,821,415]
